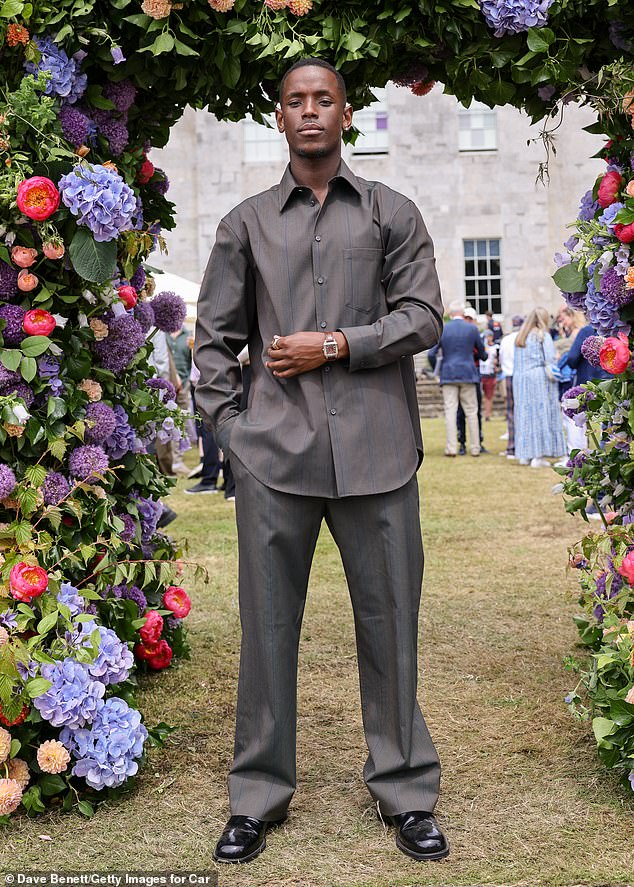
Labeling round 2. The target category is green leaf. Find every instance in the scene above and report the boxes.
[1,349,22,372]
[9,738,21,758]
[25,464,47,487]
[25,677,53,698]
[592,716,616,742]
[552,263,586,294]
[20,356,37,383]
[21,336,51,358]
[38,774,66,796]
[0,0,24,17]
[341,29,365,52]
[69,229,117,284]
[153,31,175,55]
[37,611,59,635]
[77,799,95,817]
[173,38,199,57]
[526,27,554,52]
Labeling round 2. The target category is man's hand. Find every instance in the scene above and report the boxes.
[266,331,349,379]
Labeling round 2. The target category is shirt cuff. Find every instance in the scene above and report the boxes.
[338,325,376,372]
[217,413,239,454]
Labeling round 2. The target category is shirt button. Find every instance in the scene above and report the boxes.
[315,235,321,242]
[320,321,327,329]
[324,365,331,373]
[317,277,324,285]
[310,199,316,206]
[330,408,337,415]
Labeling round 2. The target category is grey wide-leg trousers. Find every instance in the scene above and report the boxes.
[227,456,441,821]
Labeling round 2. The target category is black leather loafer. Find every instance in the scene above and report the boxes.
[213,814,286,864]
[383,811,449,861]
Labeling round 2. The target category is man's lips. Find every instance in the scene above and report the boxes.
[298,124,324,133]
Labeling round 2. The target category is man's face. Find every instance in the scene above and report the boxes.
[275,66,352,160]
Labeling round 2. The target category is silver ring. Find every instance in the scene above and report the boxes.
[272,335,281,350]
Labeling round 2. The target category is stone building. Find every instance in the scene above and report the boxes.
[152,84,604,324]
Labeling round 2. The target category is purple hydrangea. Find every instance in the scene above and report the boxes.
[581,335,604,368]
[600,267,633,308]
[151,291,187,333]
[0,261,19,302]
[33,659,105,728]
[59,105,96,146]
[57,582,85,617]
[42,471,70,505]
[103,79,137,114]
[146,376,176,403]
[479,0,554,36]
[0,464,17,499]
[72,620,134,685]
[615,244,630,276]
[93,313,145,374]
[134,300,154,334]
[567,451,587,472]
[58,163,137,242]
[93,110,129,156]
[133,493,162,541]
[585,274,630,338]
[117,513,137,543]
[592,570,623,622]
[104,405,140,458]
[60,697,148,790]
[578,189,599,222]
[129,265,146,291]
[84,401,118,445]
[562,291,588,311]
[69,445,109,481]
[0,304,25,345]
[25,36,87,104]
[599,202,625,230]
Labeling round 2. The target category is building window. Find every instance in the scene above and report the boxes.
[464,239,501,315]
[352,88,389,155]
[458,101,497,152]
[243,115,285,163]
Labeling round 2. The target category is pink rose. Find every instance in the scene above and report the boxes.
[614,222,634,243]
[10,247,38,268]
[162,585,191,618]
[599,334,631,375]
[118,285,138,309]
[16,176,60,221]
[17,269,38,292]
[626,181,634,199]
[618,550,634,584]
[23,309,56,337]
[42,242,65,260]
[139,609,163,644]
[9,562,48,602]
[598,170,623,208]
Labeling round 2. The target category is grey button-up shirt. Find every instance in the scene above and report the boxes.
[194,160,443,497]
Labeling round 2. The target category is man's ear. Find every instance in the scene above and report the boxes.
[275,106,285,133]
[342,103,353,132]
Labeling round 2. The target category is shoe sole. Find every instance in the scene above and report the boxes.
[395,834,450,862]
[183,489,219,495]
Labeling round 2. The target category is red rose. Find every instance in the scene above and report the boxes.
[133,640,156,661]
[139,609,163,644]
[23,309,56,336]
[614,222,634,243]
[162,585,191,618]
[137,159,154,185]
[16,176,60,220]
[599,334,631,375]
[618,550,634,584]
[145,638,173,670]
[597,170,623,208]
[9,562,48,602]
[118,285,138,309]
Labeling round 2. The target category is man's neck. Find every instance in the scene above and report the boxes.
[289,151,342,202]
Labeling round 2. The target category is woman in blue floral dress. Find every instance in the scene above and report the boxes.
[513,308,566,467]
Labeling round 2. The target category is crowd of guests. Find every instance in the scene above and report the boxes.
[428,302,606,466]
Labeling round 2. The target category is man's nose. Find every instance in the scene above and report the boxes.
[302,101,318,117]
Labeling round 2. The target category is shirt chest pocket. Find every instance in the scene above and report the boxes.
[343,248,384,315]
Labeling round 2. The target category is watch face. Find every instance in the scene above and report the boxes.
[323,337,338,360]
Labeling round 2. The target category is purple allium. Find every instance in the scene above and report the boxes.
[578,189,599,222]
[0,261,19,302]
[57,582,85,617]
[95,112,129,156]
[9,382,34,407]
[42,471,70,505]
[72,620,134,685]
[120,584,146,612]
[58,163,137,242]
[117,512,137,543]
[68,445,109,481]
[134,300,154,333]
[0,304,25,345]
[129,265,146,291]
[93,313,145,374]
[146,376,176,402]
[84,401,118,445]
[150,291,187,333]
[0,464,17,499]
[25,36,87,104]
[110,45,126,65]
[60,697,147,790]
[104,405,138,458]
[592,570,623,622]
[149,170,170,196]
[600,267,632,308]
[103,79,137,113]
[585,274,630,338]
[33,659,105,728]
[59,105,96,146]
[581,335,605,368]
[479,0,554,37]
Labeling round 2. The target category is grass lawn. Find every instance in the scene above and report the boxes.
[2,418,633,886]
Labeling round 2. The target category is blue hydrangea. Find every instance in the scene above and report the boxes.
[578,189,599,222]
[57,582,85,617]
[71,620,134,686]
[599,202,624,229]
[25,36,87,104]
[58,163,137,242]
[104,405,139,459]
[479,0,554,36]
[585,272,630,338]
[33,659,105,728]
[60,697,148,790]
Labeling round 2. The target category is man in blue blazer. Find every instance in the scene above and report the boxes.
[429,302,487,456]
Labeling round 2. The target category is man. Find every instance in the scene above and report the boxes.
[429,302,487,457]
[498,314,523,459]
[194,58,447,864]
[168,323,193,475]
[456,305,485,455]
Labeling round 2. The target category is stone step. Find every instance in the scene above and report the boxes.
[416,377,506,419]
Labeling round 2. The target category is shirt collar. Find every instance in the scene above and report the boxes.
[278,159,362,211]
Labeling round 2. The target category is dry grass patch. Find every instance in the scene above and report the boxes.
[1,418,633,886]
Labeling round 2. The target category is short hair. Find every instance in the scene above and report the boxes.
[447,301,465,317]
[279,58,347,104]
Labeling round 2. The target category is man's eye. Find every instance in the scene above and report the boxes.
[288,101,301,107]
[320,100,333,106]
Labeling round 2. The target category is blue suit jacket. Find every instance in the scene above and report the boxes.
[429,318,488,384]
